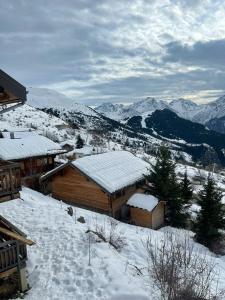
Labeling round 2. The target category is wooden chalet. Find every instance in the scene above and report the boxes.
[0,215,34,298]
[0,133,66,190]
[0,69,27,114]
[127,194,165,229]
[40,151,150,219]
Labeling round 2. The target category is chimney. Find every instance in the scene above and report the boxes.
[10,132,15,139]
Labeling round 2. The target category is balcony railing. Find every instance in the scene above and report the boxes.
[0,240,27,274]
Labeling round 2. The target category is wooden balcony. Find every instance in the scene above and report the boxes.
[0,161,21,202]
[0,240,27,277]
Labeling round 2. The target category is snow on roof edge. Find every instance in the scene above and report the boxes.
[127,193,159,212]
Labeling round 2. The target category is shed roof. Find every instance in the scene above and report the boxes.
[0,133,65,160]
[127,193,159,212]
[72,151,149,193]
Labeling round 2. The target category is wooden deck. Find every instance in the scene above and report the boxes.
[0,161,21,202]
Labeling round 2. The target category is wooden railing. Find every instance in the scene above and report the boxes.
[0,240,27,273]
[0,162,21,197]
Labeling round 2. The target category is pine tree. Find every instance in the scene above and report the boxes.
[76,134,84,149]
[194,176,225,249]
[146,145,176,201]
[180,169,193,206]
[146,145,185,227]
[168,171,190,228]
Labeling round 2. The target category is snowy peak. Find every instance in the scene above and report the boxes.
[96,97,170,121]
[131,97,170,114]
[170,98,199,111]
[169,98,201,120]
[192,95,225,124]
[95,102,126,121]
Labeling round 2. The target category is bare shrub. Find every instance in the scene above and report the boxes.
[108,219,126,251]
[86,218,126,251]
[145,232,224,300]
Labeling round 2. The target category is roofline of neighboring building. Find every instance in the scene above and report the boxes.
[1,149,67,162]
[40,161,145,195]
[0,215,26,237]
[0,69,27,104]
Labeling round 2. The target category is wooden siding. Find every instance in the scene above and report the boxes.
[152,202,165,229]
[20,156,54,178]
[130,207,152,228]
[130,202,165,229]
[52,166,110,212]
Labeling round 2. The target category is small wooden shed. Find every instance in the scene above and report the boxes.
[127,193,165,229]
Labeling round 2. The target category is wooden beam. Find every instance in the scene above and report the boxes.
[0,266,17,279]
[0,227,35,246]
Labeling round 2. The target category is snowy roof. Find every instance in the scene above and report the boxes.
[72,151,149,193]
[127,193,159,212]
[2,130,36,139]
[0,134,65,160]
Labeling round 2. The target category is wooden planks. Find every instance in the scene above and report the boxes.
[130,207,152,228]
[0,227,35,246]
[52,166,110,212]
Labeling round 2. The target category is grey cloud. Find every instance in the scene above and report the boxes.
[165,39,225,68]
[0,0,225,105]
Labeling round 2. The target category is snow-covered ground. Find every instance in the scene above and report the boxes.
[1,188,225,300]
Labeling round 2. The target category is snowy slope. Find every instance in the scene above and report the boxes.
[169,98,201,120]
[0,104,73,143]
[193,95,225,124]
[28,87,98,117]
[0,188,154,300]
[1,187,225,300]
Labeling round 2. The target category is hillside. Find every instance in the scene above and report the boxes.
[127,109,225,165]
[4,88,225,166]
[28,87,99,117]
[1,187,225,299]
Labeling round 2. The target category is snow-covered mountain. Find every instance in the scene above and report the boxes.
[193,95,225,124]
[96,95,225,129]
[96,97,170,121]
[15,87,225,165]
[28,87,98,117]
[96,103,139,121]
[169,98,201,120]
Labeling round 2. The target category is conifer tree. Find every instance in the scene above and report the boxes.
[76,134,84,149]
[146,145,186,227]
[180,169,193,206]
[194,176,225,249]
[146,145,176,201]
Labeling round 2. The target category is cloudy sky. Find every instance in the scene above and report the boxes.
[1,0,225,105]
